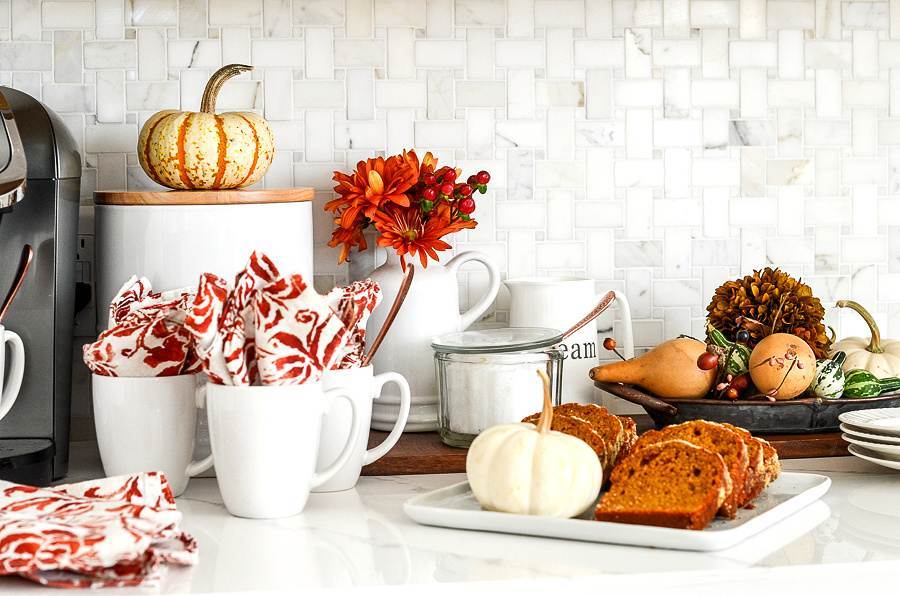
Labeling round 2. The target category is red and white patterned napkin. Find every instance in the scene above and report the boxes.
[83,277,196,377]
[254,274,350,384]
[326,279,382,369]
[85,251,382,384]
[0,472,196,588]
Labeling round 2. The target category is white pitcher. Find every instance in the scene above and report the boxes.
[504,277,634,405]
[367,250,500,432]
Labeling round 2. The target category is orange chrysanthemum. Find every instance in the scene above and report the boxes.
[372,203,475,268]
[326,151,420,227]
[328,149,488,267]
[327,218,368,264]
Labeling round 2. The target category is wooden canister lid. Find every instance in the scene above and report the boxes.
[94,188,315,206]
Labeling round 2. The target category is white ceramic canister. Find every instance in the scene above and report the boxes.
[93,189,314,330]
[504,277,634,405]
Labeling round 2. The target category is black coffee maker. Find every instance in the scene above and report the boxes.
[0,87,80,484]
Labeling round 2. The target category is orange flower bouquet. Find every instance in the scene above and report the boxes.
[326,150,491,268]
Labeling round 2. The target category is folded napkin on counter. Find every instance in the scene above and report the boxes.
[0,472,196,588]
[83,277,197,377]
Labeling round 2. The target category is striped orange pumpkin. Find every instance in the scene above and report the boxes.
[138,64,274,190]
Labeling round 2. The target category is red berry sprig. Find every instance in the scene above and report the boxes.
[415,166,491,219]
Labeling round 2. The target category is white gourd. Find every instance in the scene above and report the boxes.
[831,301,900,379]
[465,370,603,518]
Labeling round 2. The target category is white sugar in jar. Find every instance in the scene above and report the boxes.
[432,328,565,448]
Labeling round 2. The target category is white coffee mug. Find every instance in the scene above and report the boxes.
[92,374,214,496]
[207,382,361,519]
[0,325,24,423]
[504,277,634,405]
[315,365,411,492]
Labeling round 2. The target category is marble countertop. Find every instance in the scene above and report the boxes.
[4,444,900,594]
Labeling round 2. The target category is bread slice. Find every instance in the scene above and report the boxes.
[528,414,612,472]
[720,422,766,505]
[523,403,625,451]
[595,440,729,530]
[756,436,781,487]
[615,415,639,466]
[631,421,749,518]
[522,404,634,482]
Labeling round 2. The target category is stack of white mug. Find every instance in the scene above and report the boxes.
[92,366,410,519]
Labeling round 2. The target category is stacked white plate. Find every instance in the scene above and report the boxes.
[840,408,900,470]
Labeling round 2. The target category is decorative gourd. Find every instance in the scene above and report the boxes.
[809,351,846,400]
[707,324,750,375]
[831,300,900,379]
[748,333,816,400]
[589,338,716,399]
[465,370,602,518]
[843,369,900,398]
[137,64,274,190]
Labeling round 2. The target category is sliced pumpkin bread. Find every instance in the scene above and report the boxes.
[522,404,635,481]
[527,414,612,472]
[631,420,749,518]
[550,403,625,456]
[595,440,729,530]
[721,422,766,505]
[756,436,781,487]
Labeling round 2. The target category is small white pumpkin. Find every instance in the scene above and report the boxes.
[465,370,602,518]
[831,300,900,379]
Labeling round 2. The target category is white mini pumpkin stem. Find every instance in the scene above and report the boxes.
[836,300,883,354]
[200,64,253,114]
[536,369,553,434]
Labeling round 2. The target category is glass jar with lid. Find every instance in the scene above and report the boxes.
[432,328,565,448]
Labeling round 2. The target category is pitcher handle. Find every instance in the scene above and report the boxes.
[446,251,500,330]
[364,372,410,465]
[611,292,635,359]
[185,383,215,477]
[0,330,24,422]
[311,388,362,489]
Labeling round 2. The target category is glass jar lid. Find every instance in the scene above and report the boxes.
[431,327,562,355]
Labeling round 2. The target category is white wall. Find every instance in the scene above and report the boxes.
[1,0,897,430]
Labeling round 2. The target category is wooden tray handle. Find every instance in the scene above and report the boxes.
[593,381,678,416]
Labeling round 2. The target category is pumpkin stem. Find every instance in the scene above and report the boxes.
[836,300,884,354]
[200,64,252,114]
[536,369,553,434]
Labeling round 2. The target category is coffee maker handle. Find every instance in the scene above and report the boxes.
[0,330,24,422]
[447,251,500,330]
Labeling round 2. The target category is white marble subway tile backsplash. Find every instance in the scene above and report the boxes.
[3,0,900,354]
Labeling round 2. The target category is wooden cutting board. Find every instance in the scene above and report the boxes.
[360,415,849,476]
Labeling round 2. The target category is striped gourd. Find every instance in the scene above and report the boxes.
[843,368,900,398]
[137,64,274,190]
[809,351,846,399]
[706,324,751,375]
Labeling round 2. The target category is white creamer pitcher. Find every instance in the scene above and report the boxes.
[367,250,500,432]
[504,277,634,405]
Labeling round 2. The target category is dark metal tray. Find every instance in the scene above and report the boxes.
[594,381,900,434]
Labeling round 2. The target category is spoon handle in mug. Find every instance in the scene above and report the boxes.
[559,291,617,342]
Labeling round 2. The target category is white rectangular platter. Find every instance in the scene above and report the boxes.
[404,472,830,552]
